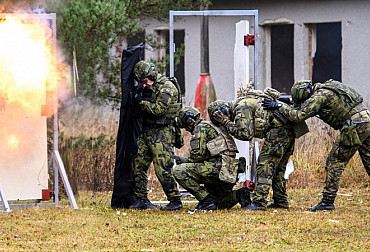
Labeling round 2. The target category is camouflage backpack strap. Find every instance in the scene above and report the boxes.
[168,76,183,106]
[154,76,182,125]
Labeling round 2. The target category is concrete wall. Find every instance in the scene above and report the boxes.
[142,0,370,105]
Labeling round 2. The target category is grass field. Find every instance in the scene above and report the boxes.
[1,188,369,251]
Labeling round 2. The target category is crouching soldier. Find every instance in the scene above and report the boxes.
[173,105,251,211]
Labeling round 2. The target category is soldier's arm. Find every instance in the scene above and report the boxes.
[139,81,177,116]
[224,106,254,141]
[278,89,330,122]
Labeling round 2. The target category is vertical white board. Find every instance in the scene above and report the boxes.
[0,104,48,200]
[234,20,250,182]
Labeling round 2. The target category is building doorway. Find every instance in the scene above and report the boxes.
[312,22,342,83]
[271,24,294,94]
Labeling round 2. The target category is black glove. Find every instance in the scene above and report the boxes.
[132,83,143,105]
[278,97,291,104]
[133,91,143,105]
[262,98,282,110]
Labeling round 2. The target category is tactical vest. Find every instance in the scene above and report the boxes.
[144,76,182,125]
[240,88,281,138]
[202,121,238,157]
[316,79,364,129]
[203,121,240,184]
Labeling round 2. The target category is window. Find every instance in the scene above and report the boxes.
[311,22,342,83]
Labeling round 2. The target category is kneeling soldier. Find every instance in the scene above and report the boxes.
[173,104,250,211]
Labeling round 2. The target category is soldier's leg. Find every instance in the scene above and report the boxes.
[358,123,370,176]
[271,136,295,208]
[309,124,370,211]
[323,139,359,203]
[205,182,237,209]
[132,132,152,198]
[252,127,294,208]
[173,163,209,201]
[151,126,181,202]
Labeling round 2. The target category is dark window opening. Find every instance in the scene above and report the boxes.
[271,24,294,94]
[312,22,342,83]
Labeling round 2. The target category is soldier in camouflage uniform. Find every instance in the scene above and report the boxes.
[263,79,370,211]
[213,89,299,210]
[173,105,251,211]
[129,60,182,211]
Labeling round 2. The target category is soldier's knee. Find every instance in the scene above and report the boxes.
[173,163,188,180]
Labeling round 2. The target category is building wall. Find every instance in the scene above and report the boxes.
[142,0,370,104]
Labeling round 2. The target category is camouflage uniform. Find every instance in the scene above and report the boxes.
[133,75,181,202]
[173,120,242,209]
[279,79,370,203]
[225,91,296,208]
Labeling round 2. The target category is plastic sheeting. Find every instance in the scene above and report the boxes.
[111,42,144,209]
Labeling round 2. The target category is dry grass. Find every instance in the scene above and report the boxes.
[0,188,369,251]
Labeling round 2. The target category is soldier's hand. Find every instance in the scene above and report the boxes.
[262,98,282,110]
[213,110,230,125]
[133,92,143,105]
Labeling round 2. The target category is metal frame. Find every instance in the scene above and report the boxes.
[169,9,259,89]
[168,10,260,199]
[0,13,77,212]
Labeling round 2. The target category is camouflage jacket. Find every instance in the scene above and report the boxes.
[226,93,280,140]
[139,75,180,126]
[188,119,221,163]
[279,80,369,130]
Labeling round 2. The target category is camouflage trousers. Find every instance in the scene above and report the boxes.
[133,125,181,201]
[323,122,370,202]
[173,160,238,209]
[252,125,295,208]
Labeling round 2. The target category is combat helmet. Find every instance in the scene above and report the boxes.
[208,100,232,125]
[178,106,200,132]
[291,80,313,104]
[133,60,157,83]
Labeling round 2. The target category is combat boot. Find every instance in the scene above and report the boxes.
[267,202,289,209]
[236,187,251,208]
[190,195,217,212]
[129,196,158,210]
[160,199,183,211]
[308,199,335,211]
[242,203,266,211]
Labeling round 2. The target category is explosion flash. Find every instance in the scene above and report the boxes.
[0,13,68,116]
[7,134,19,150]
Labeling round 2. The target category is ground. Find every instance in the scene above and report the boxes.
[1,188,369,251]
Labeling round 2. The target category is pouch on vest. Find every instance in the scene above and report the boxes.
[292,121,309,138]
[254,118,268,137]
[207,136,228,156]
[219,154,239,183]
[339,125,362,146]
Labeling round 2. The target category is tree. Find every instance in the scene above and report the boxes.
[55,0,209,107]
